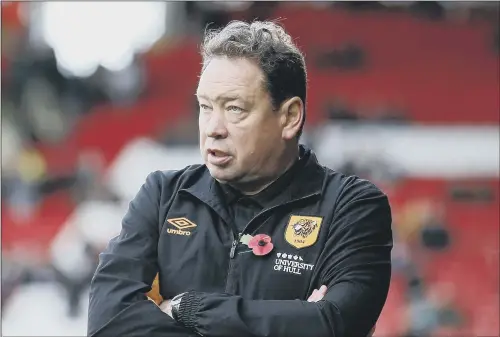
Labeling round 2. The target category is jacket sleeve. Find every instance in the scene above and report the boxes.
[174,182,393,337]
[87,171,196,337]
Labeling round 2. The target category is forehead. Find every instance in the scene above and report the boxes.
[197,57,266,100]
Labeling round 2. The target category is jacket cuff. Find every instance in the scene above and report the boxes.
[177,291,201,329]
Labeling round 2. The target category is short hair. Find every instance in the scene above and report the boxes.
[200,20,307,138]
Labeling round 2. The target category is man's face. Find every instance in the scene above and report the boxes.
[196,57,286,186]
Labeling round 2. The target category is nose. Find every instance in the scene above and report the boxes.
[204,112,228,139]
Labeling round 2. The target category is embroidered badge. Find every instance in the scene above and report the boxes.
[273,252,315,275]
[284,215,323,249]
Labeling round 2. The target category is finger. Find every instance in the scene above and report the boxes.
[307,289,318,302]
[368,324,376,337]
[309,285,328,302]
[159,300,168,310]
[314,292,325,301]
[311,285,327,302]
[309,296,320,302]
[310,290,325,302]
[309,289,322,302]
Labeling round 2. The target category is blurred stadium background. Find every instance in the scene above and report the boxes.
[1,1,499,336]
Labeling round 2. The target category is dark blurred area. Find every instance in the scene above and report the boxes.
[1,1,499,336]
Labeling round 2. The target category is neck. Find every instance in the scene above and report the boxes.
[230,145,299,195]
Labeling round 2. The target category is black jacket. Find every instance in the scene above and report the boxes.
[88,146,393,337]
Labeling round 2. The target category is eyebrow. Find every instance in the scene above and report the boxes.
[195,93,243,103]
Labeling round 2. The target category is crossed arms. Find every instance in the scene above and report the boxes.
[87,172,392,337]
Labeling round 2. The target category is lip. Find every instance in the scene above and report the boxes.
[207,148,232,166]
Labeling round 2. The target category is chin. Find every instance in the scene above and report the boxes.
[206,165,237,183]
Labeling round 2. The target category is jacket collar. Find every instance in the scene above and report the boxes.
[218,154,300,208]
[179,145,326,223]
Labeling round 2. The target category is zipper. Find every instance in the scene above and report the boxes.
[228,192,320,260]
[178,189,320,294]
[225,232,241,293]
[224,193,319,293]
[177,190,242,291]
[230,233,242,259]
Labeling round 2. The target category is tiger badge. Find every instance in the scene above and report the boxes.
[285,215,323,249]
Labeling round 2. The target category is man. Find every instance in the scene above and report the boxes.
[88,20,392,337]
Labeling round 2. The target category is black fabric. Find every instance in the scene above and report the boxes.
[177,292,200,330]
[218,154,301,233]
[90,301,198,337]
[88,145,392,337]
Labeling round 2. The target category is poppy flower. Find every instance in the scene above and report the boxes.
[248,234,274,256]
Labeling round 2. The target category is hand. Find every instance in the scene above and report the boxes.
[159,299,173,318]
[307,285,328,302]
[306,285,376,337]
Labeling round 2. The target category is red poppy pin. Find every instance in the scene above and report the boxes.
[246,234,274,256]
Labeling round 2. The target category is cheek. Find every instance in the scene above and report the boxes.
[231,124,254,146]
[199,134,207,157]
[198,117,206,137]
[198,118,204,134]
[230,115,280,158]
[232,132,265,162]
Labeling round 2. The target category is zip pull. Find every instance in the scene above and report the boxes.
[229,239,238,259]
[229,233,242,259]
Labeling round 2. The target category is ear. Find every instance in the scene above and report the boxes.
[280,97,304,140]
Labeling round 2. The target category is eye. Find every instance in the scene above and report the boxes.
[199,104,212,111]
[226,105,244,113]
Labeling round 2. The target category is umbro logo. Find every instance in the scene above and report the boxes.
[166,217,197,236]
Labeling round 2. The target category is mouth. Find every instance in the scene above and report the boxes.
[207,149,232,166]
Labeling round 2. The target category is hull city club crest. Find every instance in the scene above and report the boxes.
[285,215,323,249]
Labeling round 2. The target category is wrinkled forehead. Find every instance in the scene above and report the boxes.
[196,57,267,101]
